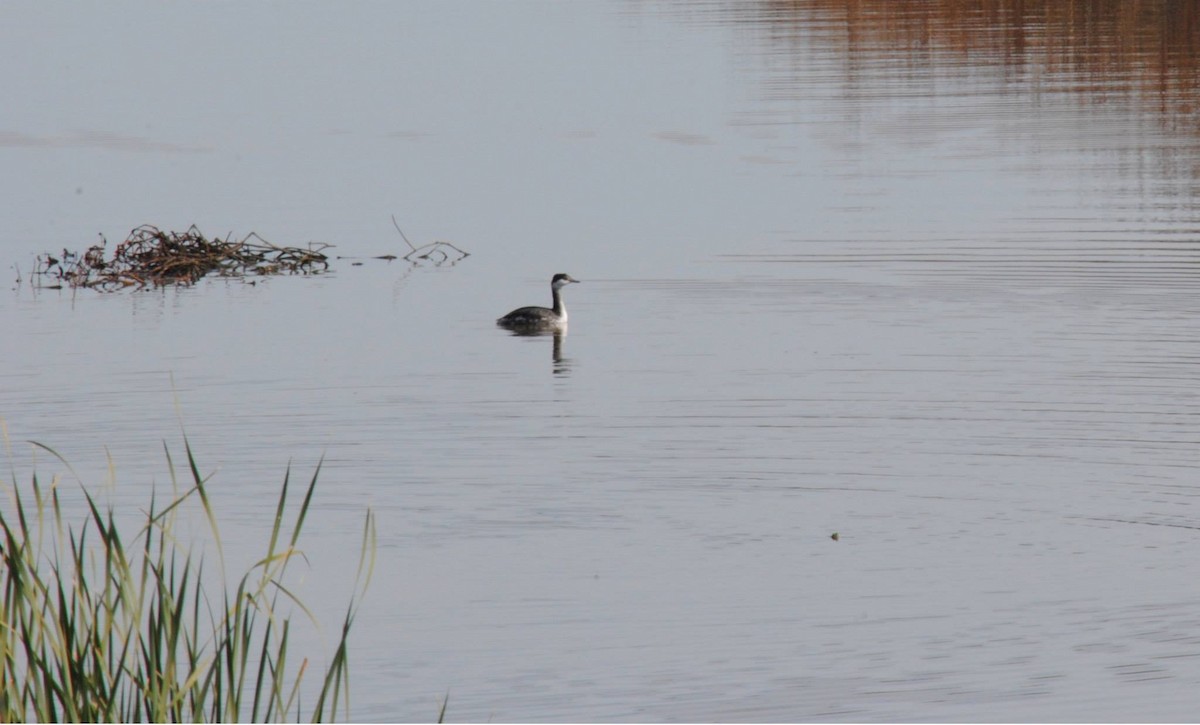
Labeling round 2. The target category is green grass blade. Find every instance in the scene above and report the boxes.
[2,435,374,723]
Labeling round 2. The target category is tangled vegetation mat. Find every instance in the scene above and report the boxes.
[35,225,331,290]
[33,220,468,291]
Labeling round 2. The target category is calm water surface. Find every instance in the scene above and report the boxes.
[4,1,1200,721]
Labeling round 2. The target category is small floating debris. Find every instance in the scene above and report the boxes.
[333,218,469,268]
[830,532,840,541]
[35,224,331,291]
[391,215,469,266]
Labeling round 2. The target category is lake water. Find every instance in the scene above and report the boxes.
[4,1,1200,721]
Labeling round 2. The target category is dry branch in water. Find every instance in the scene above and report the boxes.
[35,225,332,290]
[391,215,470,265]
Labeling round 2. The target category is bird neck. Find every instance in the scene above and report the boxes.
[552,287,567,318]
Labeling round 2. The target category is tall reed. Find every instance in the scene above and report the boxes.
[0,436,375,723]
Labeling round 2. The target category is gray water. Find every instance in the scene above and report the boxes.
[4,1,1200,721]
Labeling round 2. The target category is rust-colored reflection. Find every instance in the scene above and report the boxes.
[661,0,1200,179]
[733,1,1198,117]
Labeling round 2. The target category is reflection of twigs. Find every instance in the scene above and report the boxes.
[390,216,470,265]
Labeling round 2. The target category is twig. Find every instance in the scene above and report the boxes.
[390,216,471,265]
[390,215,417,253]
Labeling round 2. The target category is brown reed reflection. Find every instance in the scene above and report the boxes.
[664,0,1200,168]
[641,0,1200,286]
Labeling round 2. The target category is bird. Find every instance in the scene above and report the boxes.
[497,273,580,329]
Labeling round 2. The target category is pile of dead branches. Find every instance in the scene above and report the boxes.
[36,225,331,290]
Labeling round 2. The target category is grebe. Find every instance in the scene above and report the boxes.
[497,273,580,329]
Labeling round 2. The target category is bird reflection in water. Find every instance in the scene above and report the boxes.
[503,325,572,375]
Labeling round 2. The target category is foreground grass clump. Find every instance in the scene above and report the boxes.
[0,438,375,723]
